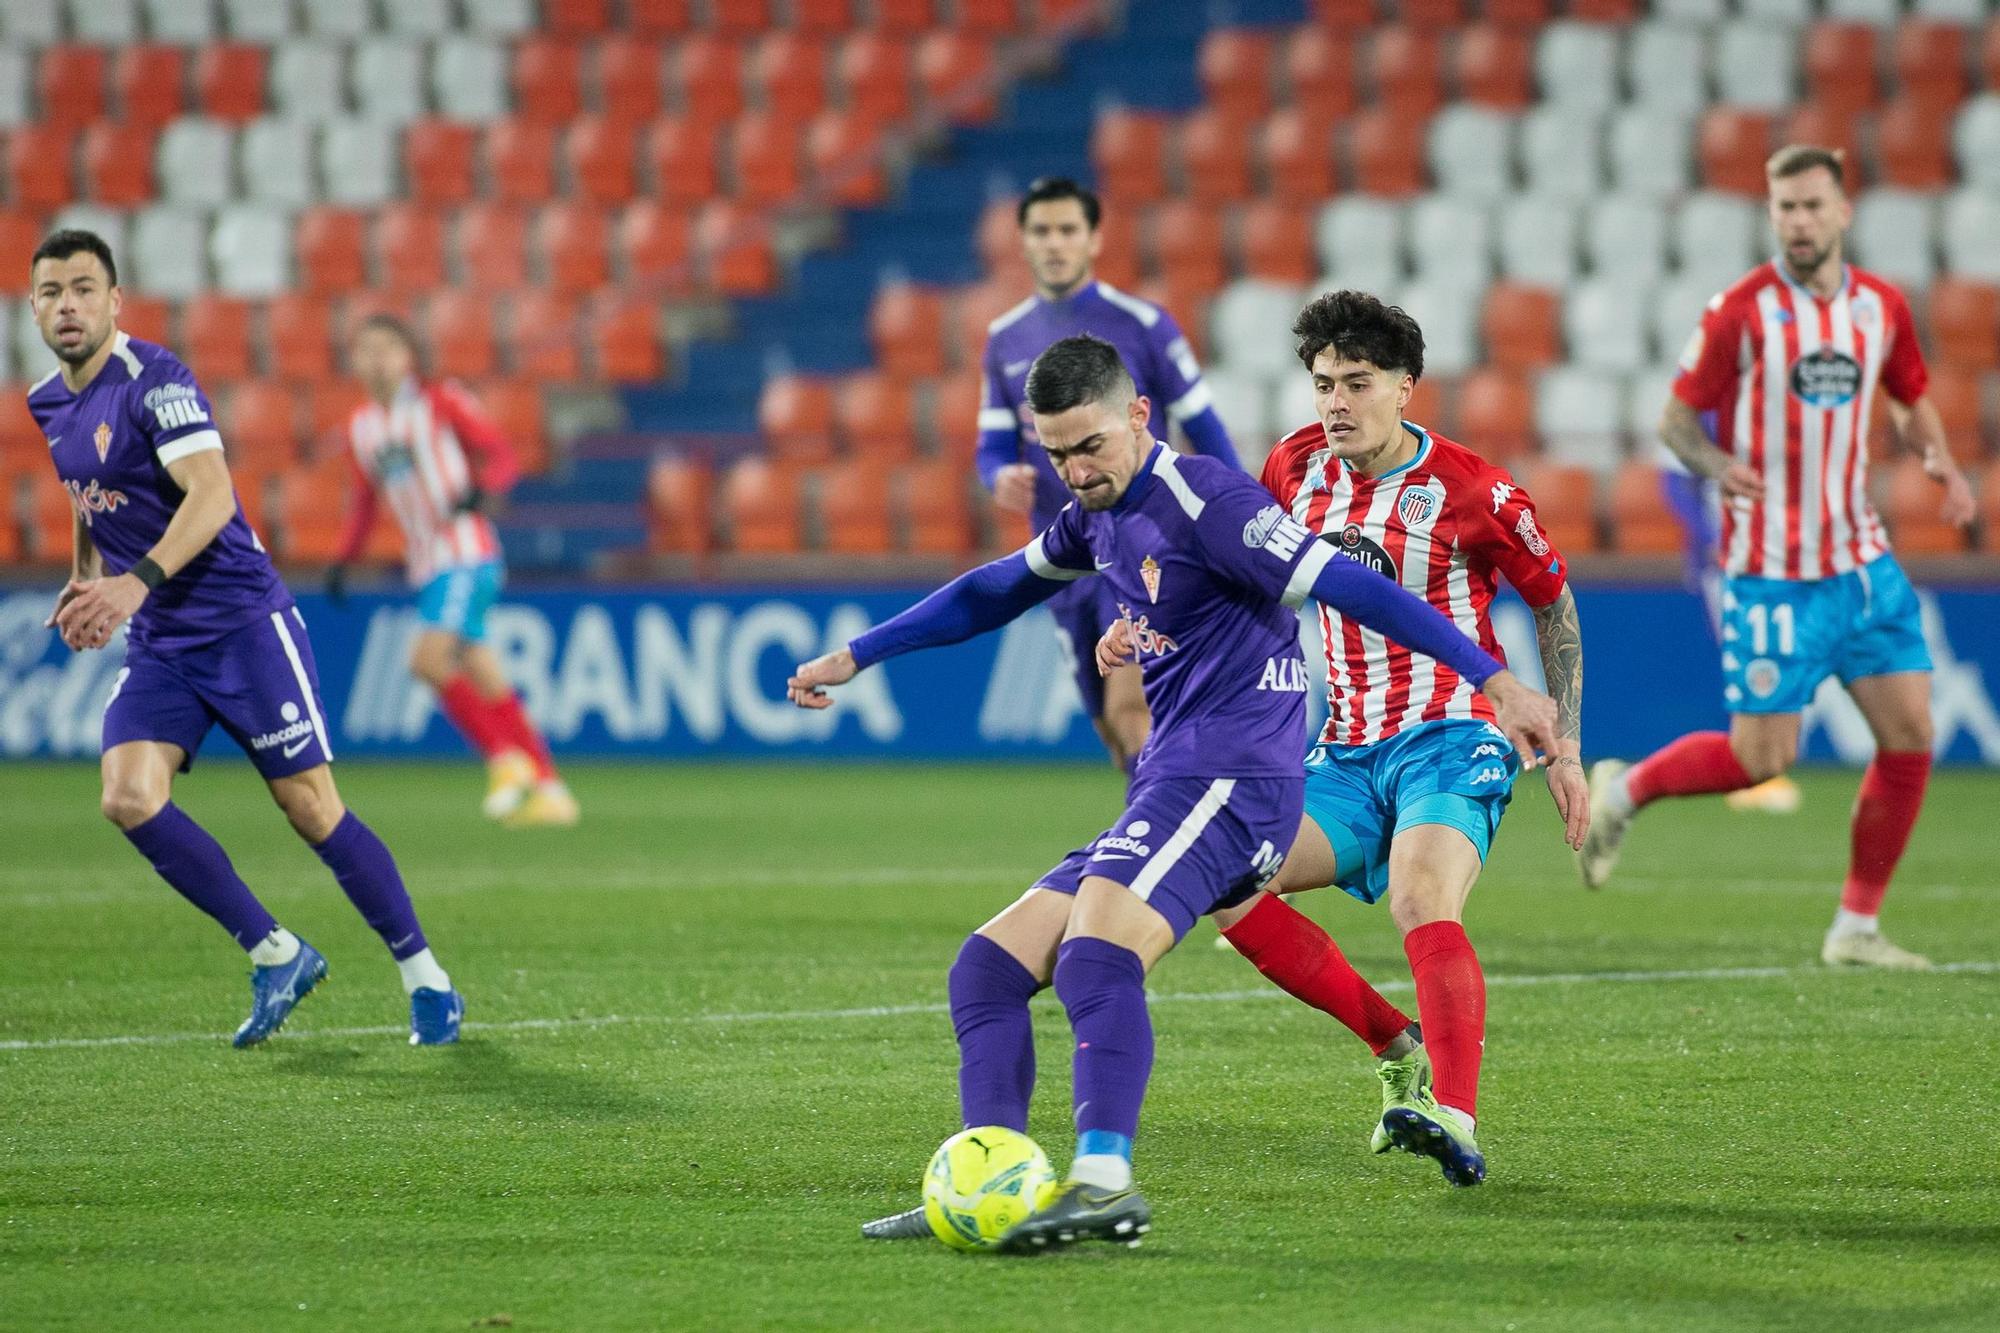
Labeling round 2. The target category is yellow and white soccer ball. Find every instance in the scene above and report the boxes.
[920,1126,1056,1251]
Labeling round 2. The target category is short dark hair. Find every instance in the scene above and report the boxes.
[1766,143,1845,191]
[1025,334,1132,415]
[31,229,117,287]
[1292,290,1424,380]
[1017,176,1101,229]
[354,310,419,351]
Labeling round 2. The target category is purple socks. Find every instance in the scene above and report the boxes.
[1053,936,1152,1147]
[313,812,427,960]
[123,803,278,950]
[949,934,1043,1132]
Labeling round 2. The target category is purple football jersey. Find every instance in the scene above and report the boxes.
[979,281,1220,530]
[29,333,291,651]
[1029,446,1334,779]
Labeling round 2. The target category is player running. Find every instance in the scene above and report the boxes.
[1578,146,1974,970]
[797,335,1558,1248]
[333,314,577,828]
[29,230,463,1046]
[977,177,1242,778]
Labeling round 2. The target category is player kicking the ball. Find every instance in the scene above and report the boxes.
[794,335,1558,1248]
[30,230,463,1047]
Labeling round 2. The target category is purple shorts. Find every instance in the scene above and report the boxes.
[103,606,335,779]
[1044,577,1124,720]
[1035,775,1304,942]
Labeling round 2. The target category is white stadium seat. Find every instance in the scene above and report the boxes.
[1209,279,1308,382]
[1536,23,1622,114]
[466,0,537,38]
[1271,371,1319,443]
[1586,194,1671,285]
[156,118,238,209]
[1203,367,1275,466]
[1736,0,1814,25]
[66,0,140,43]
[1953,96,2000,193]
[1674,192,1762,289]
[240,118,318,208]
[352,39,429,126]
[220,0,297,42]
[1851,190,1938,290]
[0,0,61,48]
[0,49,28,129]
[1650,0,1725,22]
[318,118,397,207]
[1314,197,1405,295]
[1821,0,1900,25]
[210,205,293,298]
[143,0,221,43]
[1518,105,1604,201]
[1624,365,1681,443]
[1565,276,1654,374]
[1497,195,1581,288]
[1408,195,1493,290]
[1911,0,1989,21]
[1536,365,1627,472]
[1940,187,2000,282]
[270,40,347,123]
[1396,276,1485,378]
[1607,105,1695,201]
[300,0,376,39]
[1714,22,1799,111]
[1625,22,1710,118]
[1426,104,1516,202]
[385,0,457,38]
[51,205,129,271]
[11,303,56,383]
[131,206,211,300]
[432,38,509,123]
[1652,271,1724,371]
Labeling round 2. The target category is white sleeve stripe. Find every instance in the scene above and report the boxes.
[1166,380,1214,421]
[1023,535,1090,581]
[156,430,223,464]
[978,408,1017,430]
[1152,450,1206,519]
[1282,542,1334,609]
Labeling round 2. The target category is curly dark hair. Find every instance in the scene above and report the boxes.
[1292,290,1424,380]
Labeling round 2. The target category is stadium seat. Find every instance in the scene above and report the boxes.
[536,202,611,289]
[618,200,694,291]
[1517,105,1602,202]
[543,0,615,35]
[181,294,255,381]
[729,111,804,205]
[646,116,721,208]
[1149,200,1228,297]
[299,0,372,39]
[1608,106,1695,201]
[217,0,292,41]
[68,0,139,43]
[1675,191,1761,288]
[749,32,828,122]
[903,459,974,556]
[295,208,367,296]
[1893,20,1969,113]
[1953,95,2000,192]
[836,33,914,127]
[924,370,983,458]
[347,40,426,126]
[0,50,24,130]
[647,454,712,555]
[50,203,125,266]
[1625,22,1708,117]
[80,123,154,207]
[1883,460,1970,553]
[589,294,664,383]
[1425,104,1513,202]
[1565,276,1653,373]
[239,118,315,208]
[1367,27,1445,119]
[1805,23,1881,113]
[628,0,693,36]
[1924,366,1986,461]
[1258,108,1337,206]
[708,0,772,37]
[1496,195,1580,288]
[508,289,583,381]
[432,37,510,122]
[114,45,185,126]
[722,458,803,555]
[224,380,301,461]
[1652,272,1721,365]
[1849,189,1936,289]
[374,204,449,290]
[1314,195,1405,294]
[1454,24,1534,110]
[512,37,586,125]
[1515,459,1600,552]
[1535,22,1619,114]
[868,284,948,379]
[116,292,171,347]
[1535,365,1626,473]
[424,290,498,380]
[1875,97,1956,190]
[694,200,777,295]
[1197,29,1275,125]
[265,294,334,383]
[1715,21,1800,111]
[1204,366,1272,455]
[1941,186,2000,281]
[471,379,547,472]
[760,374,838,465]
[5,124,76,210]
[0,0,60,48]
[1178,108,1256,204]
[953,0,1025,34]
[817,460,896,555]
[1607,461,1683,554]
[1823,0,1898,21]
[381,0,455,38]
[835,371,919,462]
[1398,277,1483,377]
[210,205,292,299]
[1782,103,1865,191]
[790,0,852,34]
[564,116,639,205]
[155,117,235,208]
[269,40,345,124]
[457,204,532,290]
[38,45,107,127]
[403,120,479,208]
[0,211,37,294]
[1983,18,2000,91]
[1697,108,1775,196]
[1565,0,1638,18]
[951,278,1024,366]
[915,30,997,123]
[1091,108,1170,205]
[1927,279,2000,370]
[1283,29,1357,124]
[319,119,397,208]
[1237,201,1316,285]
[130,205,207,299]
[1348,109,1427,197]
[486,118,559,205]
[1408,195,1492,290]
[1481,282,1562,370]
[807,109,887,207]
[595,35,665,125]
[1456,367,1535,461]
[672,34,745,129]
[1623,363,1677,443]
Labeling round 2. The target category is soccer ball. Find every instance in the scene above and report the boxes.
[920,1126,1056,1251]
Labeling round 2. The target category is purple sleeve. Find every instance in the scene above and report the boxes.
[1308,555,1500,688]
[849,550,1076,669]
[974,339,1022,491]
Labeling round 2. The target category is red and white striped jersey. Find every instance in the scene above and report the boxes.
[339,379,519,586]
[1673,262,1928,580]
[1261,422,1568,747]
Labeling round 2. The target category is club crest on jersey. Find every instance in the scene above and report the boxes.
[1397,480,1444,531]
[1325,525,1397,580]
[1790,348,1862,409]
[1514,510,1550,558]
[94,420,112,462]
[1140,555,1161,602]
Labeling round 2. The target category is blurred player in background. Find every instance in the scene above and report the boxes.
[1580,147,1975,968]
[29,231,463,1046]
[976,178,1243,778]
[334,314,578,828]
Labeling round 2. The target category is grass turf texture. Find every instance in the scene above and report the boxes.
[3,761,1998,1331]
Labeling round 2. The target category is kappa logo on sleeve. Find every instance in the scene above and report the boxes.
[1490,481,1515,513]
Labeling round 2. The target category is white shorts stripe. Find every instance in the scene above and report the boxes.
[1126,779,1236,902]
[269,612,333,765]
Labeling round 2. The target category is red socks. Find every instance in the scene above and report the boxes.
[438,675,505,759]
[1220,893,1411,1055]
[489,692,557,782]
[1841,750,1931,916]
[1625,731,1755,808]
[1404,921,1484,1119]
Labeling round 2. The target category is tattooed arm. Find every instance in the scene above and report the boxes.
[1532,585,1589,850]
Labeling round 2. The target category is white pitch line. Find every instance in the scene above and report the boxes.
[3,960,1996,1055]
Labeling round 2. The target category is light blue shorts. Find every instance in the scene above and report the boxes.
[1721,555,1931,714]
[416,560,504,643]
[1303,718,1519,905]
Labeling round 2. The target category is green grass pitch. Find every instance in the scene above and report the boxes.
[3,760,1997,1330]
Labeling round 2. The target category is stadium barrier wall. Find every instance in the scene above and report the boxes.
[3,583,1999,764]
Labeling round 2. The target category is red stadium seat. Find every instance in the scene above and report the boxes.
[1178,108,1257,204]
[114,46,186,127]
[1884,460,1970,553]
[926,370,983,457]
[1348,108,1428,197]
[694,201,777,295]
[723,458,803,555]
[807,110,888,207]
[1697,108,1775,196]
[836,33,914,128]
[1453,23,1533,110]
[486,118,559,204]
[818,460,897,555]
[618,201,693,291]
[1402,0,1467,24]
[1804,23,1881,114]
[193,44,265,123]
[1782,104,1864,191]
[1924,366,1985,463]
[648,455,713,555]
[760,374,839,465]
[265,295,335,384]
[973,200,1028,280]
[1404,375,1452,436]
[791,0,853,35]
[118,294,172,347]
[542,0,614,35]
[1236,200,1316,284]
[0,390,43,468]
[305,380,369,448]
[1980,464,2000,552]
[836,372,920,463]
[1091,109,1171,206]
[595,36,665,125]
[1138,276,1214,362]
[508,289,583,381]
[1481,283,1562,370]
[1283,29,1357,124]
[952,279,1026,367]
[1892,20,1968,113]
[729,112,804,205]
[457,205,532,291]
[511,38,586,125]
[564,116,639,205]
[375,204,450,290]
[225,381,302,460]
[954,0,1026,34]
[1515,460,1600,553]
[25,469,78,561]
[647,116,721,208]
[1197,29,1276,126]
[673,35,745,130]
[6,125,77,210]
[869,283,948,379]
[749,32,829,122]
[1147,200,1228,294]
[1607,461,1683,554]
[915,31,997,124]
[1928,279,2000,370]
[404,120,480,207]
[0,211,41,293]
[295,208,368,296]
[80,123,155,207]
[0,468,21,564]
[872,0,936,36]
[38,46,108,127]
[183,295,257,381]
[1455,368,1535,462]
[472,379,548,473]
[903,458,974,555]
[1982,17,2000,92]
[709,0,772,37]
[1481,0,1553,28]
[424,291,498,380]
[589,294,665,383]
[628,0,694,36]
[1565,0,1638,19]
[535,202,611,289]
[1259,107,1338,206]
[1874,98,1955,190]
[1367,27,1445,119]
